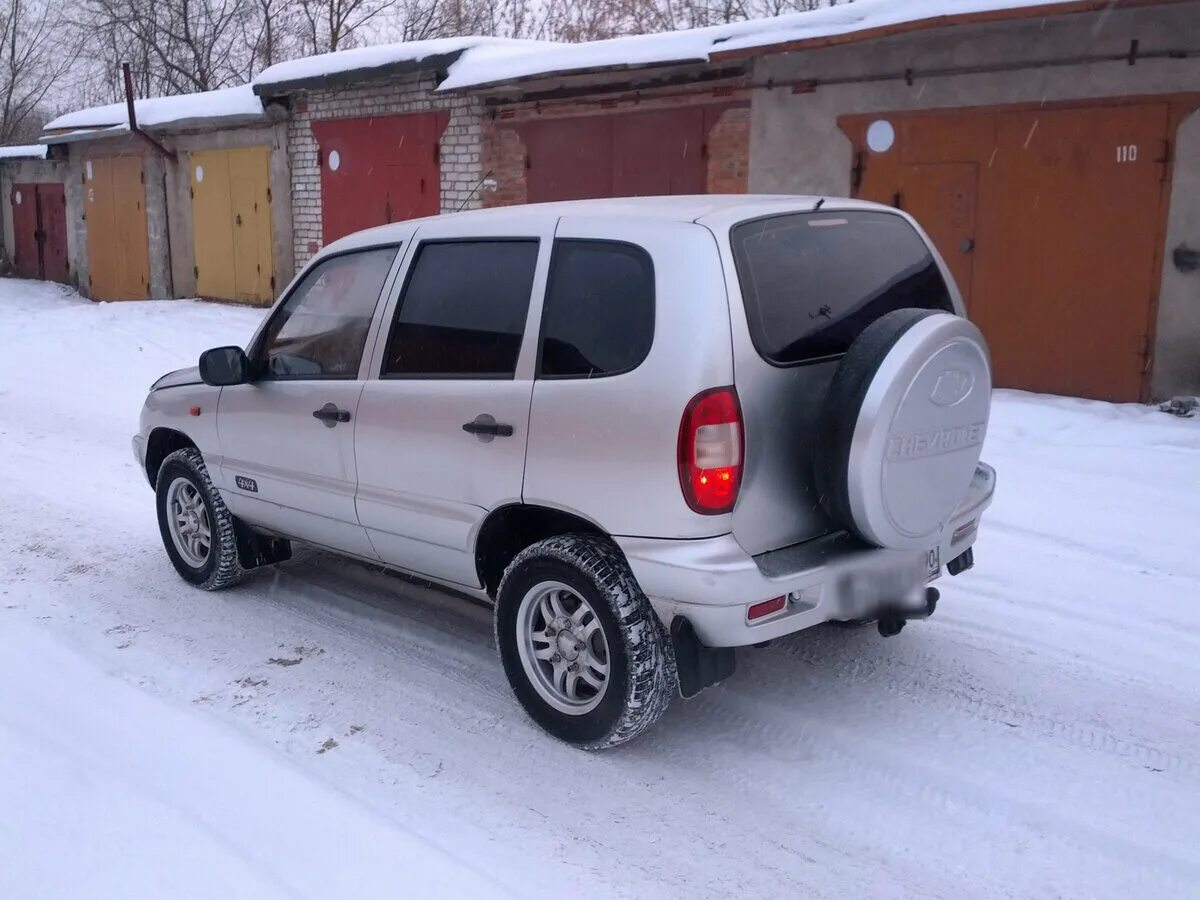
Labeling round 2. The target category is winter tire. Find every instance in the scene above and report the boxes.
[495,534,676,750]
[156,447,244,591]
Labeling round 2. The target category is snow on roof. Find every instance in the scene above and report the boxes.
[708,0,1105,56]
[0,144,49,160]
[438,0,1119,90]
[43,85,265,133]
[253,36,553,93]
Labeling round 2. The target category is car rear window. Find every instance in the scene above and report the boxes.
[730,210,953,366]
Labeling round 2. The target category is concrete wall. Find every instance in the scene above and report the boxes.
[166,123,294,300]
[1157,109,1200,399]
[746,3,1200,397]
[283,75,484,270]
[0,158,71,277]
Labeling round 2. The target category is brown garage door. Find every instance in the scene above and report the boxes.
[516,106,728,203]
[846,102,1171,402]
[11,183,69,283]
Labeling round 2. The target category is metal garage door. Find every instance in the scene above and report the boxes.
[11,183,68,283]
[847,102,1170,402]
[85,156,150,301]
[190,147,274,305]
[516,106,727,202]
[312,112,448,245]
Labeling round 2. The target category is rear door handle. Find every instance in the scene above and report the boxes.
[463,414,513,440]
[313,402,351,427]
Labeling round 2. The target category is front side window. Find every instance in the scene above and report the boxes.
[259,246,397,379]
[731,210,953,365]
[383,240,539,378]
[539,240,654,379]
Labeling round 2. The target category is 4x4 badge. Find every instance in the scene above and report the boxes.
[235,475,258,492]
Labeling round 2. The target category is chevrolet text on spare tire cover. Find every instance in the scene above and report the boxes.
[133,196,996,748]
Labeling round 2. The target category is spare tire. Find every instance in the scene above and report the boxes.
[815,309,991,550]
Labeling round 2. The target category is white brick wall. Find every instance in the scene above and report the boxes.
[285,75,484,269]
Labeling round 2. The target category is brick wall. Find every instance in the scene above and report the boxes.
[706,107,750,194]
[481,98,750,207]
[285,75,484,269]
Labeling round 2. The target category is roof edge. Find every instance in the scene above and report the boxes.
[709,0,1192,61]
[253,50,466,96]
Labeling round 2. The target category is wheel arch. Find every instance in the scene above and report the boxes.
[145,427,199,487]
[475,503,609,598]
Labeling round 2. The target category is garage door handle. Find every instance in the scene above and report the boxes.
[313,403,351,426]
[463,416,513,438]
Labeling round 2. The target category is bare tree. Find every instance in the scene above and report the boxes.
[297,0,401,53]
[0,0,79,141]
[78,0,254,94]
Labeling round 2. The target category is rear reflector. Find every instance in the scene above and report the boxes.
[748,596,786,621]
[952,519,977,544]
[678,386,743,515]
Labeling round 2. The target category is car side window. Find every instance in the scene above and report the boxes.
[382,240,539,378]
[258,246,398,380]
[538,240,655,379]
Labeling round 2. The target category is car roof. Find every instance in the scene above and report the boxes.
[321,194,895,256]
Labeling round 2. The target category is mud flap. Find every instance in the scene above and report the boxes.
[233,520,292,570]
[670,616,737,699]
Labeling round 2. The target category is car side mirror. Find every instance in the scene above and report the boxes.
[199,346,251,386]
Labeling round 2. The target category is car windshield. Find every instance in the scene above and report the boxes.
[731,210,953,365]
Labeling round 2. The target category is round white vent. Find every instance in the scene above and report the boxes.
[867,120,896,154]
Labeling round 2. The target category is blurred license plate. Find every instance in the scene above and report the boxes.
[926,546,941,581]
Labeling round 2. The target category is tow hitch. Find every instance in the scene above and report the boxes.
[877,586,939,637]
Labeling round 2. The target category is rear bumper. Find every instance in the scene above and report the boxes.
[617,462,996,647]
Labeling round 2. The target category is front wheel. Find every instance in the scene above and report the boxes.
[495,535,676,749]
[155,447,243,591]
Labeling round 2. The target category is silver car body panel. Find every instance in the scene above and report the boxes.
[522,215,735,540]
[210,236,408,558]
[354,213,557,588]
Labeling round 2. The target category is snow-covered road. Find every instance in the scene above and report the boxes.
[1,279,1197,898]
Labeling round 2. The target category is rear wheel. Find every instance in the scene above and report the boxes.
[495,535,676,749]
[156,447,243,591]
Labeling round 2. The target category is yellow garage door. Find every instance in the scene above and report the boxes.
[85,156,150,301]
[191,147,274,305]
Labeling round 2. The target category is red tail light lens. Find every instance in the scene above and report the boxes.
[678,386,743,515]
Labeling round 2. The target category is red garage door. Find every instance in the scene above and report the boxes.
[312,112,448,244]
[517,106,728,202]
[11,182,68,283]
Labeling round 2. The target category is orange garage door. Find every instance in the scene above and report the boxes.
[85,156,150,301]
[846,102,1171,402]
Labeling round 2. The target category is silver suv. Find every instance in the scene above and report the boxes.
[134,196,995,748]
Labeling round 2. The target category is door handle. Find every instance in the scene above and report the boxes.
[313,402,351,427]
[463,414,513,440]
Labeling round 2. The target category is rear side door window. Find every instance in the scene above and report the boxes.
[538,239,655,379]
[257,246,398,379]
[382,240,540,378]
[731,210,953,365]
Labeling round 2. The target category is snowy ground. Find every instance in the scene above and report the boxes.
[1,278,1198,899]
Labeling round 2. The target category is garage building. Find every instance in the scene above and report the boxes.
[41,86,292,304]
[0,145,71,285]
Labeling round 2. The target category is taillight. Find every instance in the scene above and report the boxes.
[678,386,743,515]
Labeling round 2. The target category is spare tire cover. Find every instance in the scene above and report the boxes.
[815,309,991,550]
